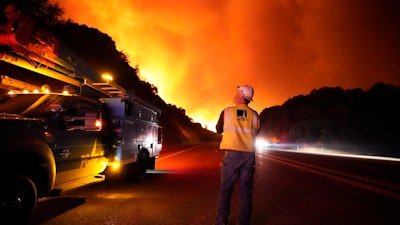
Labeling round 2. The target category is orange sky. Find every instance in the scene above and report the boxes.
[51,0,400,130]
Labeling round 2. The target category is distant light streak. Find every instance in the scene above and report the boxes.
[296,147,400,162]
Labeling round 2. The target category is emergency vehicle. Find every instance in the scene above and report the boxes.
[0,4,162,224]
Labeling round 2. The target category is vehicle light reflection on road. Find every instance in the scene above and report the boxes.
[148,170,193,174]
[155,146,222,173]
[96,193,137,199]
[155,159,203,173]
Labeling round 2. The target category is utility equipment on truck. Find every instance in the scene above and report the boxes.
[0,4,162,224]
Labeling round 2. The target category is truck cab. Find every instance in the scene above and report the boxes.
[0,92,108,187]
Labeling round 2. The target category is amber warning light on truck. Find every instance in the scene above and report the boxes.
[109,157,121,171]
[95,119,102,129]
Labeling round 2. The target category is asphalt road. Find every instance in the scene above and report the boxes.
[31,142,400,225]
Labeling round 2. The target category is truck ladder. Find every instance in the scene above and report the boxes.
[83,79,126,97]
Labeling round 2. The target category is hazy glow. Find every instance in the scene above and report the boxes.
[102,74,113,81]
[255,138,269,152]
[51,0,400,129]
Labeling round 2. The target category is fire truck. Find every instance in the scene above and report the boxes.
[0,4,162,224]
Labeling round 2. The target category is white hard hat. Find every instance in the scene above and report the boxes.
[237,85,254,101]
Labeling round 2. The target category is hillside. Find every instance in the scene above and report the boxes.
[49,23,220,146]
[259,84,400,157]
[0,1,219,148]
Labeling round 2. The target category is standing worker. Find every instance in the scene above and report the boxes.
[215,85,260,225]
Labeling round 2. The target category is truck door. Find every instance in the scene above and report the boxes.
[50,97,106,187]
[119,100,138,165]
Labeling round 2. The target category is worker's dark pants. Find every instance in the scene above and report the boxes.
[216,150,256,225]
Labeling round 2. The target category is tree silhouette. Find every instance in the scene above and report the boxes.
[260,84,400,157]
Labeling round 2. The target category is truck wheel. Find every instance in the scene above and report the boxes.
[136,152,148,181]
[122,152,148,181]
[147,156,156,170]
[0,175,37,225]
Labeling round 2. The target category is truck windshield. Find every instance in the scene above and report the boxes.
[0,94,65,117]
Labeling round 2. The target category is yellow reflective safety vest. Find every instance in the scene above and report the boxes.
[219,104,260,152]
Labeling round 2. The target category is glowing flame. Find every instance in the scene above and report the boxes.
[51,0,400,129]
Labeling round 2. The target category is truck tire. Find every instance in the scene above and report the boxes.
[135,152,148,181]
[121,152,148,181]
[0,174,37,225]
[147,156,156,170]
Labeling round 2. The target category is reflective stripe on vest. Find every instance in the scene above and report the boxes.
[224,107,258,135]
[220,105,259,152]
